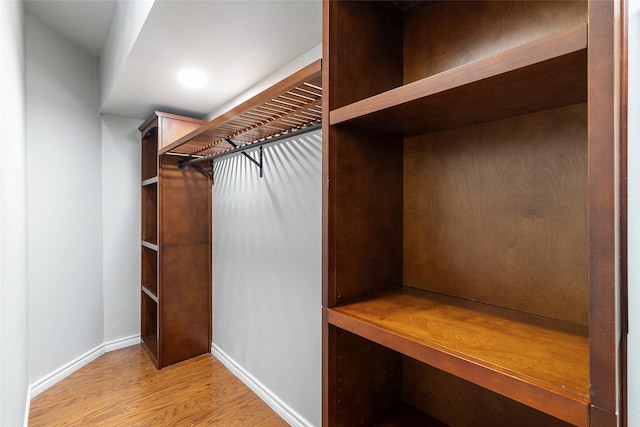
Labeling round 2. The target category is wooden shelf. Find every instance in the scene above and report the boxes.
[142,177,158,186]
[141,285,158,302]
[330,24,587,136]
[141,240,158,251]
[327,287,589,426]
[160,60,322,158]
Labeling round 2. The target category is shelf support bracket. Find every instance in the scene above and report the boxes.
[172,122,321,184]
[225,138,263,178]
[177,158,213,181]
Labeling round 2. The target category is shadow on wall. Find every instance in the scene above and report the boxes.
[212,131,322,427]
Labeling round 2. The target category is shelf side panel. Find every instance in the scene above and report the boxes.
[329,125,403,306]
[328,325,403,426]
[159,155,211,367]
[161,242,211,367]
[328,1,403,110]
[404,104,588,325]
[160,156,211,246]
[587,0,624,420]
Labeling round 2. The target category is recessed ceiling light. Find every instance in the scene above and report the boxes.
[177,68,208,90]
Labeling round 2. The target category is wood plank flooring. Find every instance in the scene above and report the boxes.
[29,345,288,426]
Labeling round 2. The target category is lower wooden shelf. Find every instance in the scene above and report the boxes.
[326,287,589,426]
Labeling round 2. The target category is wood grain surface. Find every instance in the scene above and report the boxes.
[154,154,212,368]
[402,358,574,427]
[329,326,402,426]
[587,1,624,421]
[158,114,204,150]
[403,0,586,84]
[29,345,286,426]
[327,1,402,110]
[328,287,589,426]
[404,103,588,325]
[322,0,624,425]
[330,25,587,136]
[141,128,158,181]
[331,125,403,307]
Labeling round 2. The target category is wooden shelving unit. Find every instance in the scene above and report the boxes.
[159,60,321,159]
[139,112,211,369]
[322,1,625,426]
[136,62,322,369]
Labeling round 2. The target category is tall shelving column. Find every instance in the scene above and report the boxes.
[139,112,210,369]
[141,125,159,361]
[322,1,625,426]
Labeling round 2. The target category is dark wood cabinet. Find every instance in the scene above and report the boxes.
[139,112,211,368]
[322,1,626,426]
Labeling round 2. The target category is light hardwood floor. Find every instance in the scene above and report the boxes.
[29,345,288,426]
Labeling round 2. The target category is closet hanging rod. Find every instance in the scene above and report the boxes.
[177,122,321,168]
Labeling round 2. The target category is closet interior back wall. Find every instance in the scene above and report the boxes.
[211,131,323,427]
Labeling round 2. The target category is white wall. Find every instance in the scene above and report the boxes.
[99,0,153,110]
[26,15,104,387]
[204,44,322,122]
[212,132,322,427]
[101,115,142,344]
[0,1,30,425]
[627,1,639,424]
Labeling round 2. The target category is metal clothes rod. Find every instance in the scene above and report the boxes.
[178,121,322,168]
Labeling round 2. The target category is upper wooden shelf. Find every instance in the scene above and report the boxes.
[141,240,158,251]
[327,287,589,427]
[329,24,587,136]
[160,60,322,158]
[142,177,158,186]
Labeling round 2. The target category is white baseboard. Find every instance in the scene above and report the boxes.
[29,334,140,399]
[211,343,313,427]
[23,386,31,427]
[29,344,105,398]
[104,334,140,352]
